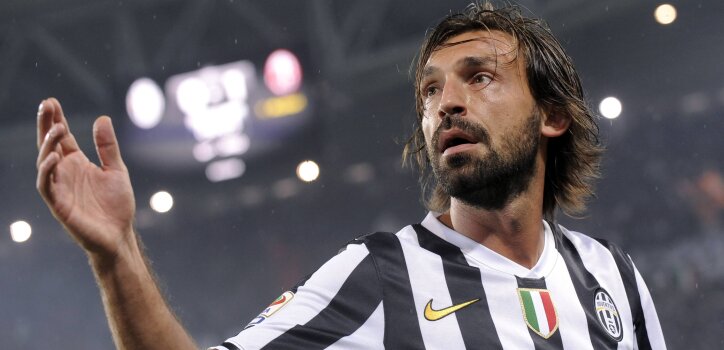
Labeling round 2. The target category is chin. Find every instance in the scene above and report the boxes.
[441,149,486,170]
[445,153,472,169]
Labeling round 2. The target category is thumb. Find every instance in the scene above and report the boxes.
[93,116,125,170]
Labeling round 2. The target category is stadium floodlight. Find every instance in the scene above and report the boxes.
[654,4,677,25]
[150,191,174,213]
[296,160,320,182]
[599,97,622,119]
[10,220,32,243]
[126,78,165,129]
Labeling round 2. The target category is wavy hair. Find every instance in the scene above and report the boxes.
[403,1,603,219]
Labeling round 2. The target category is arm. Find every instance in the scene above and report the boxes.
[218,243,382,349]
[36,98,196,350]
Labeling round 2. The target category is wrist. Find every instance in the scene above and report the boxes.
[88,230,144,278]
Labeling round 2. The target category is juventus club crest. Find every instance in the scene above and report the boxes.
[594,288,623,341]
[517,288,559,339]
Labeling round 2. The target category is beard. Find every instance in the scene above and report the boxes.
[428,108,541,211]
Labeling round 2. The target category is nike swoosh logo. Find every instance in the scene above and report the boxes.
[424,298,480,321]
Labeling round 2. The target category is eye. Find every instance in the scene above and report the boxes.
[424,84,439,97]
[470,72,493,86]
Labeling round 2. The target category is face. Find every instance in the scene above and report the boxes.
[420,30,542,210]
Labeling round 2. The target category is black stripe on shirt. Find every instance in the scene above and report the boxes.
[221,342,241,350]
[362,231,426,349]
[595,238,652,350]
[516,277,565,350]
[261,254,382,349]
[291,236,364,294]
[413,224,504,349]
[337,235,366,254]
[289,274,312,294]
[551,223,618,349]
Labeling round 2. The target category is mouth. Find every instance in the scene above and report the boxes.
[438,129,479,155]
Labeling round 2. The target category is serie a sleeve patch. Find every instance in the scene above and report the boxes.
[244,291,295,329]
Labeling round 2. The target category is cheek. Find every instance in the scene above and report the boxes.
[421,117,437,145]
[423,98,436,113]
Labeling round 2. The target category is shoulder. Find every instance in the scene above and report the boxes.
[221,230,394,349]
[552,223,641,290]
[553,223,632,263]
[343,225,415,244]
[339,225,418,256]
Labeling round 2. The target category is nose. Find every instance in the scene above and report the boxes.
[437,80,467,119]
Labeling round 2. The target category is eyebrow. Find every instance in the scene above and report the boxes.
[457,56,496,70]
[422,56,497,80]
[422,66,439,80]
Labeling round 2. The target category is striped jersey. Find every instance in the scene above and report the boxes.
[211,212,666,349]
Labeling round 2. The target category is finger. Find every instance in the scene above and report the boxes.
[45,97,81,153]
[93,116,125,170]
[36,150,61,202]
[37,99,52,150]
[37,123,66,169]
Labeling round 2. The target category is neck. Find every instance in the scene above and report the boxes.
[438,162,547,269]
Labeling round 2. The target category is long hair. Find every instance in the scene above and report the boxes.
[403,1,603,219]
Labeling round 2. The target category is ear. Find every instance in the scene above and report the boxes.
[540,107,571,138]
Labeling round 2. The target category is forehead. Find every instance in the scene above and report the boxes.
[425,30,518,69]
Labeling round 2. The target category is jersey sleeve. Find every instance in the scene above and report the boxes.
[632,260,667,349]
[209,242,383,350]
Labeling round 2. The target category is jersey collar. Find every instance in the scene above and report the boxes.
[420,212,558,278]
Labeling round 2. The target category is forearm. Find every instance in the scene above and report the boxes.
[90,233,197,350]
[35,99,196,349]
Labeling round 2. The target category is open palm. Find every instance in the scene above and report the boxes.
[37,98,136,258]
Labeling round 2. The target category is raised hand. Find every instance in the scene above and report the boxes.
[35,98,198,350]
[36,98,136,262]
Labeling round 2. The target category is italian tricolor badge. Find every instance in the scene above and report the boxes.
[517,288,559,339]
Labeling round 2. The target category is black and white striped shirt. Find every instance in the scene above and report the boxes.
[211,212,666,349]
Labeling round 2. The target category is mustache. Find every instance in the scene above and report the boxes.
[431,116,490,152]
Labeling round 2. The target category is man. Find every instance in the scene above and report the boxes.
[36,2,666,349]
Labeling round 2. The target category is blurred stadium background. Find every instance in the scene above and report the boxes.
[1,0,723,348]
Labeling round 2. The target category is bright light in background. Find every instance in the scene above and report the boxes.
[296,160,320,182]
[126,78,165,129]
[176,77,211,114]
[216,134,250,157]
[256,93,308,119]
[10,220,32,243]
[193,142,216,162]
[264,49,302,96]
[165,61,257,183]
[183,101,248,141]
[177,73,249,142]
[192,134,251,162]
[150,191,174,213]
[654,4,677,25]
[206,158,246,182]
[599,97,622,119]
[221,68,249,101]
